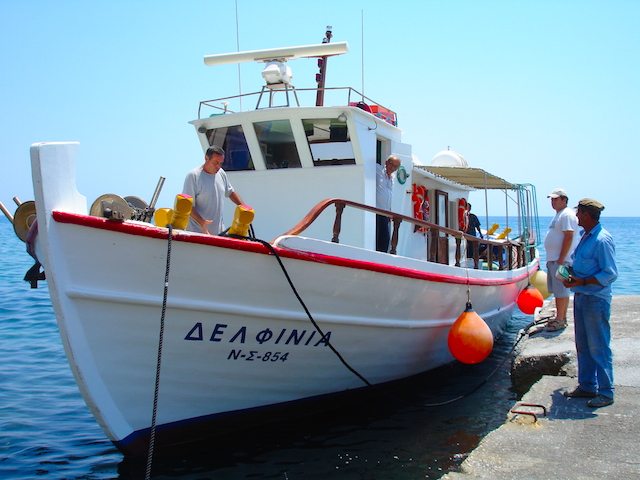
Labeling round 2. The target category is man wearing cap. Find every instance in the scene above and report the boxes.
[562,198,617,408]
[543,188,580,331]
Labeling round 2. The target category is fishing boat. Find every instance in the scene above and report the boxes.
[25,32,540,456]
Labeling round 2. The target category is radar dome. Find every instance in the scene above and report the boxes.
[431,150,468,167]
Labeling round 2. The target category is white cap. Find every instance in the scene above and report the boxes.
[547,188,568,198]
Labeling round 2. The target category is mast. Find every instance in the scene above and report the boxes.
[315,26,333,106]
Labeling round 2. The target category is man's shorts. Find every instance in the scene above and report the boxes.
[546,260,571,298]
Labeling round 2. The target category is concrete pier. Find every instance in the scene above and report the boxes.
[443,295,640,480]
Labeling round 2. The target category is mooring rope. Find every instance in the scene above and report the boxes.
[145,224,173,480]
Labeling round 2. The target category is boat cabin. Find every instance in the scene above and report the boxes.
[186,42,537,270]
[191,97,410,245]
[191,95,524,268]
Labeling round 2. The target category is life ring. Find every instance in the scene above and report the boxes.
[458,198,468,231]
[412,184,429,233]
[412,184,424,220]
[422,194,430,223]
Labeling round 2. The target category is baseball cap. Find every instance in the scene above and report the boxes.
[547,188,568,198]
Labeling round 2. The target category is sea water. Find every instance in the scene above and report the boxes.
[1,216,638,479]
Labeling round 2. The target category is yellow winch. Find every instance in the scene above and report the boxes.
[227,204,255,237]
[154,193,193,229]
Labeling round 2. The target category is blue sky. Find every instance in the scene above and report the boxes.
[1,0,638,219]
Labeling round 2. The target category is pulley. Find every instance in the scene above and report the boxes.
[90,194,134,221]
[13,201,37,242]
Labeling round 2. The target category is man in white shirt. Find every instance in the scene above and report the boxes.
[375,155,401,252]
[543,188,579,331]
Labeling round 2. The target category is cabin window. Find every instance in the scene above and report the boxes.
[435,190,449,229]
[202,124,254,171]
[253,119,302,169]
[435,190,450,264]
[302,118,356,166]
[376,138,391,165]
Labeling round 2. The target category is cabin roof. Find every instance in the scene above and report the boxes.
[416,166,517,190]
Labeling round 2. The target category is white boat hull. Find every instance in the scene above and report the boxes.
[30,138,537,455]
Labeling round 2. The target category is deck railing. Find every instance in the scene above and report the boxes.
[199,86,397,121]
[278,198,533,271]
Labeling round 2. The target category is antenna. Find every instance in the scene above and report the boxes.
[315,26,333,106]
[235,0,242,110]
[361,11,365,96]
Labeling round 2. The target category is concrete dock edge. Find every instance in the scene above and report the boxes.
[442,295,640,480]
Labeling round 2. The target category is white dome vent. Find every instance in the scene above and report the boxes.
[431,150,468,167]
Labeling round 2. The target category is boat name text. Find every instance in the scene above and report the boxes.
[184,323,332,347]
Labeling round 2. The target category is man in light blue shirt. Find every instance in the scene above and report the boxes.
[562,198,617,408]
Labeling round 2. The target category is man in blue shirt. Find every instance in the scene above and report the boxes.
[562,198,617,408]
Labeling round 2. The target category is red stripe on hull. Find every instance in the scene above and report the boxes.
[52,211,532,286]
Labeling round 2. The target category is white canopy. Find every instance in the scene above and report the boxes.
[416,165,517,190]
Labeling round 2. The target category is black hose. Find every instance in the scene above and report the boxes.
[234,233,543,408]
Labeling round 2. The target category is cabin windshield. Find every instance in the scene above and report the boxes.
[253,119,302,169]
[303,117,355,166]
[202,124,254,171]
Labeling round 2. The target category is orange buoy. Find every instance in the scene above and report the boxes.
[447,301,494,364]
[517,284,544,315]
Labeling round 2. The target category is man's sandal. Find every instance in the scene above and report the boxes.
[546,319,567,332]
